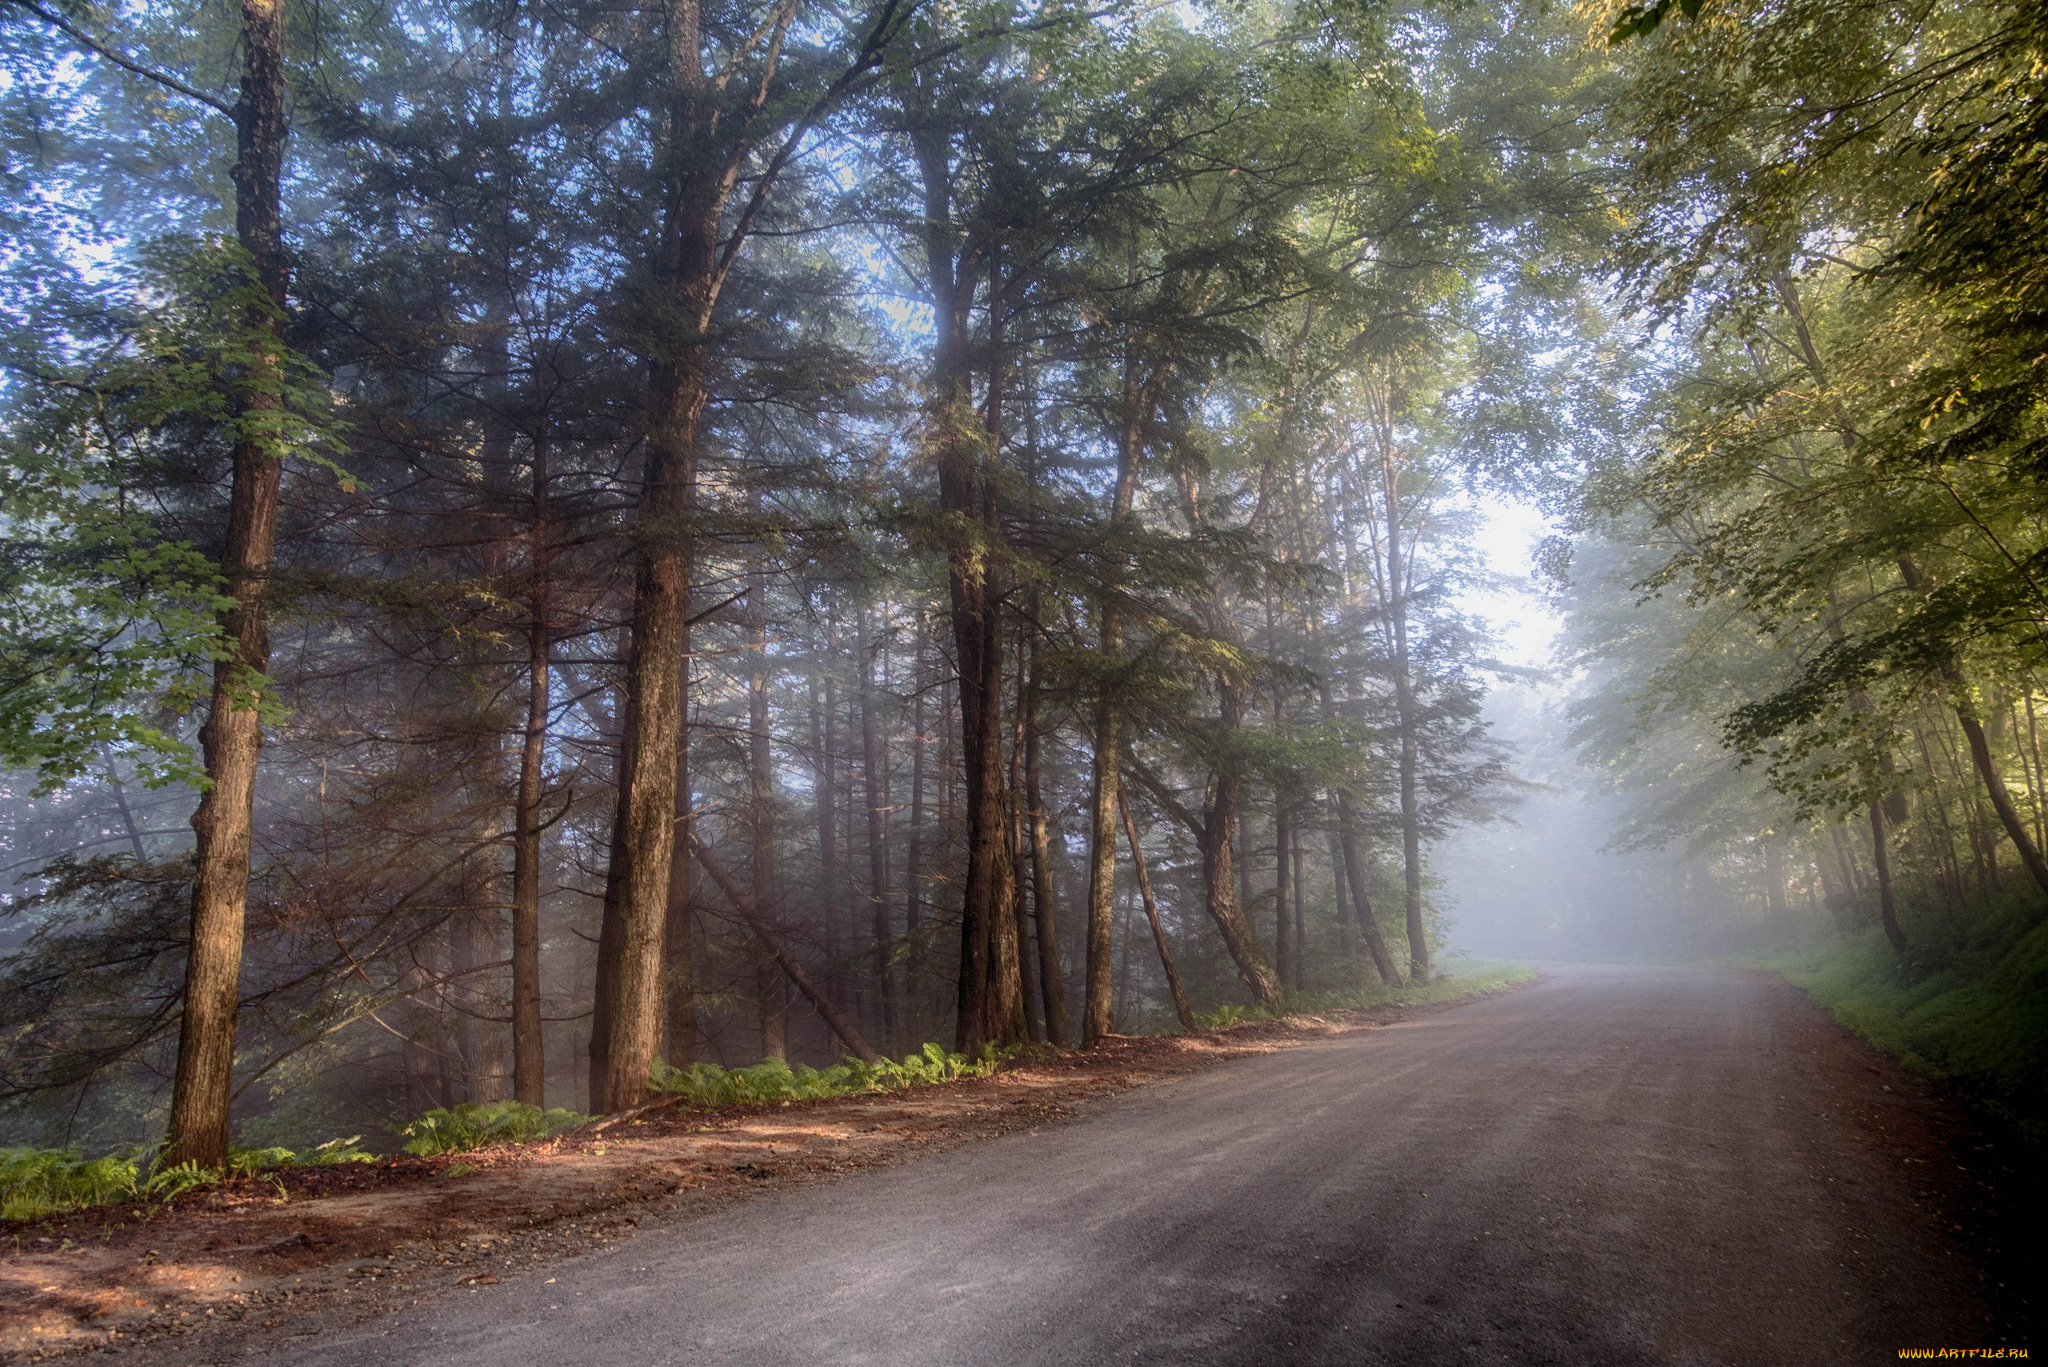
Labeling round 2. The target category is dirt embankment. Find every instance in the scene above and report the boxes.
[0,1005,1436,1363]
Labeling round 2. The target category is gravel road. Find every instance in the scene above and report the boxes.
[222,963,1998,1366]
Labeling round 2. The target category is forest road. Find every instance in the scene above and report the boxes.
[233,963,1996,1366]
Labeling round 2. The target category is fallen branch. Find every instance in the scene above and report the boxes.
[691,834,879,1063]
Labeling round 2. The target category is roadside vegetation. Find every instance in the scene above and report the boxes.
[1767,914,2048,1153]
[1196,962,1535,1030]
[0,1137,376,1221]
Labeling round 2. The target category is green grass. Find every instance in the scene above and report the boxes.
[1763,914,2048,1154]
[1195,960,1535,1029]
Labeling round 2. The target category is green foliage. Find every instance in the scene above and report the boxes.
[138,1159,216,1202]
[223,1146,297,1176]
[398,1101,593,1157]
[0,1131,383,1220]
[1193,1003,1275,1030]
[0,1147,144,1220]
[1608,0,1705,45]
[649,1042,1003,1107]
[1770,914,2048,1153]
[0,238,349,793]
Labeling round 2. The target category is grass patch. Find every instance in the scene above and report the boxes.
[1763,916,2048,1154]
[1195,960,1534,1030]
[649,1042,1003,1108]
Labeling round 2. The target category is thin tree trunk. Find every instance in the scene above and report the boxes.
[1201,682,1284,1007]
[1113,879,1135,1026]
[1291,823,1306,990]
[1335,792,1401,983]
[813,609,846,1019]
[1328,819,1354,960]
[748,555,786,1061]
[511,437,551,1103]
[1082,675,1120,1045]
[858,602,900,1048]
[1120,793,1196,1033]
[1082,342,1148,1048]
[1869,801,1907,952]
[103,756,147,861]
[1830,821,1865,902]
[166,0,289,1169]
[1948,674,2048,899]
[1381,441,1427,981]
[663,612,696,1070]
[1273,800,1292,994]
[2026,692,2046,853]
[904,621,927,946]
[1024,629,1070,1047]
[1010,620,1042,1043]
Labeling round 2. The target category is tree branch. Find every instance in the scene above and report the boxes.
[1,0,234,115]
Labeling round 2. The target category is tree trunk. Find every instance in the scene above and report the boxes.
[663,612,696,1069]
[1273,800,1292,994]
[1381,445,1428,981]
[1328,821,1354,960]
[813,610,846,1020]
[165,0,289,1170]
[588,0,819,1111]
[916,158,1021,1054]
[586,228,711,1109]
[858,602,901,1048]
[1201,683,1284,1007]
[1950,677,2048,900]
[1009,624,1042,1042]
[1121,794,1196,1033]
[1023,633,1070,1047]
[747,555,786,1061]
[1868,801,1907,952]
[1830,822,1864,903]
[511,436,551,1104]
[1291,823,1306,990]
[1335,792,1401,983]
[1081,664,1120,1046]
[905,622,927,940]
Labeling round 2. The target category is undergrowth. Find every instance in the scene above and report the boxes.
[0,1136,376,1222]
[1193,960,1534,1030]
[1764,909,2048,1154]
[399,1101,593,1156]
[650,1042,1002,1107]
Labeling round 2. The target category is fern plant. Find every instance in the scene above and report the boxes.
[0,1147,144,1220]
[399,1101,593,1156]
[1,1131,385,1222]
[649,1041,1005,1106]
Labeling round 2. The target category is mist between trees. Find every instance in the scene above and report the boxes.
[2,0,2044,1163]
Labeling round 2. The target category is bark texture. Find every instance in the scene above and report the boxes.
[165,0,289,1171]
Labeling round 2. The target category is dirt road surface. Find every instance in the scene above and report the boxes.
[123,964,2007,1366]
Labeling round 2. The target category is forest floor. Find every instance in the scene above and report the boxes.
[0,992,1494,1363]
